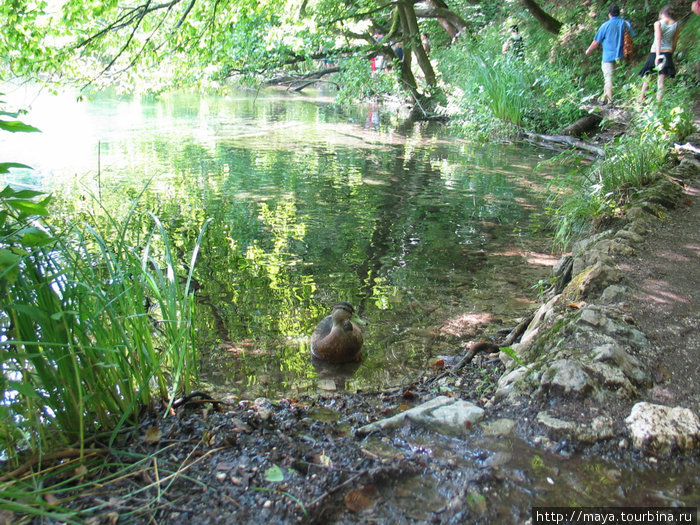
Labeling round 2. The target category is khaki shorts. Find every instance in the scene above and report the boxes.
[602,61,615,83]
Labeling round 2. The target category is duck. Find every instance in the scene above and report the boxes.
[310,302,363,363]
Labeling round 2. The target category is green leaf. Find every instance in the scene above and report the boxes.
[0,248,22,283]
[12,189,44,199]
[7,199,49,216]
[20,227,53,247]
[0,162,33,174]
[9,380,42,399]
[264,465,284,482]
[0,185,17,198]
[499,345,523,367]
[0,120,40,133]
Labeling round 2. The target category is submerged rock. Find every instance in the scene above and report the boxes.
[481,418,516,436]
[355,396,484,437]
[624,402,700,455]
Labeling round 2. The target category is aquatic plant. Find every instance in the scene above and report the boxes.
[1,183,210,456]
[0,179,210,520]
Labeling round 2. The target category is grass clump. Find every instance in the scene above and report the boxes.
[1,183,211,520]
[546,101,695,249]
[1,185,210,457]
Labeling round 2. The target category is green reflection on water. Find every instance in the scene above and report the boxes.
[8,90,561,398]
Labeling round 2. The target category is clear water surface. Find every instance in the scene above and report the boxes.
[2,87,561,398]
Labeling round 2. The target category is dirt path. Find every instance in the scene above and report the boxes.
[617,108,700,414]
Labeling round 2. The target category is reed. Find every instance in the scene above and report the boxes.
[471,53,528,126]
[1,185,210,460]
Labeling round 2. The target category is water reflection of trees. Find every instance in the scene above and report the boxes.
[53,127,552,395]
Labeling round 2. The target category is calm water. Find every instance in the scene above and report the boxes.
[2,87,561,398]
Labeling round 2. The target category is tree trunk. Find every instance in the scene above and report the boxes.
[519,0,562,34]
[422,0,468,40]
[400,1,437,88]
[397,2,420,100]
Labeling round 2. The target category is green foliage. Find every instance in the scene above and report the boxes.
[546,129,671,249]
[471,52,529,126]
[434,20,589,137]
[336,56,399,105]
[1,102,209,466]
[1,184,210,459]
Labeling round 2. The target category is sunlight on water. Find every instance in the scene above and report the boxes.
[1,85,563,398]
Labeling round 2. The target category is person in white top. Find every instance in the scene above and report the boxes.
[639,5,680,102]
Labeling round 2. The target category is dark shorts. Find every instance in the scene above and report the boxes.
[639,52,676,78]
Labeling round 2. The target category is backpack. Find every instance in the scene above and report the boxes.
[623,21,634,63]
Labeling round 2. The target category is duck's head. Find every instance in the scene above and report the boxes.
[331,302,355,322]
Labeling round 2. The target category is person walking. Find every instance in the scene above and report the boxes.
[585,4,635,105]
[639,5,680,102]
[502,24,524,59]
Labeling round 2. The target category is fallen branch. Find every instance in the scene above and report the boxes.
[171,391,224,411]
[524,132,605,157]
[502,312,536,347]
[562,113,603,138]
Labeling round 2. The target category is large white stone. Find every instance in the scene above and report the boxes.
[625,402,700,455]
[355,396,484,437]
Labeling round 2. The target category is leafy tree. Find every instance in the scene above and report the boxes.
[0,0,480,107]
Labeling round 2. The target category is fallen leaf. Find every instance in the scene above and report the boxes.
[466,492,487,514]
[399,404,411,411]
[264,465,285,482]
[315,453,332,468]
[202,430,215,446]
[144,427,162,443]
[567,301,586,309]
[401,390,417,400]
[431,359,445,368]
[345,488,374,513]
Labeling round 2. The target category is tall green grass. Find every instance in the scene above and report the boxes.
[1,185,210,461]
[470,53,529,127]
[546,132,671,249]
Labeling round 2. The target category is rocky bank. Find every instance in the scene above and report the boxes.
[488,140,700,457]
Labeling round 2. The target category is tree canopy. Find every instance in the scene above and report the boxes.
[8,0,570,108]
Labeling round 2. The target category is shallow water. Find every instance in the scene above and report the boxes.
[2,87,561,398]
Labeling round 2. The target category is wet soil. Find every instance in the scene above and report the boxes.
[58,349,698,525]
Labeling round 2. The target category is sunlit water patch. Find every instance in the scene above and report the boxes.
[1,87,562,398]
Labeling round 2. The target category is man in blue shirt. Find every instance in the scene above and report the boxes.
[585,4,635,104]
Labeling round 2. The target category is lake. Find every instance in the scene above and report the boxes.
[1,87,562,398]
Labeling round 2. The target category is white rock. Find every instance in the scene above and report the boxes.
[519,294,561,346]
[542,359,591,395]
[355,396,484,436]
[625,402,700,455]
[481,418,516,436]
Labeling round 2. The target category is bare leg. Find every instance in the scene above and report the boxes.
[604,81,613,104]
[639,78,650,102]
[656,74,666,102]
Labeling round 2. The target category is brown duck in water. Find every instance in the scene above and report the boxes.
[310,302,363,363]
